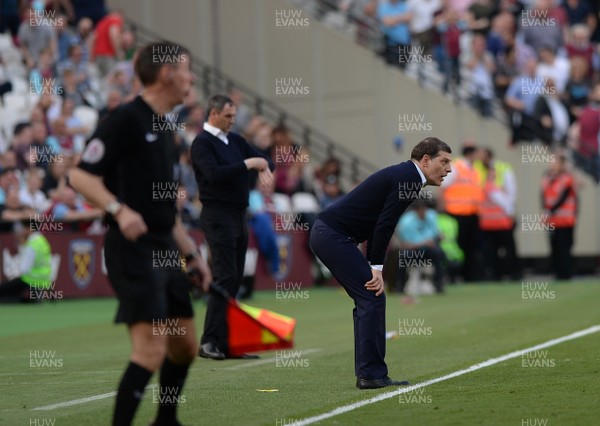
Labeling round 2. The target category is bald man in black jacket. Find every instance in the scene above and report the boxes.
[310,137,452,389]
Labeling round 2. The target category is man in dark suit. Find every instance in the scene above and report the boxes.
[310,137,452,389]
[191,94,275,360]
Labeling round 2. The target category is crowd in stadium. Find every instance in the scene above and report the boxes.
[309,0,600,182]
[0,1,342,232]
[0,0,590,293]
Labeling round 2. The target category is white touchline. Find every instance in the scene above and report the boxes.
[32,384,157,411]
[30,349,323,411]
[32,391,116,411]
[293,325,600,426]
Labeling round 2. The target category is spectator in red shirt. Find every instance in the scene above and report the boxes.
[437,9,467,96]
[271,125,306,194]
[569,82,600,182]
[565,24,596,80]
[92,9,124,75]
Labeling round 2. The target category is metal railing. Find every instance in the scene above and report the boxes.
[133,23,379,184]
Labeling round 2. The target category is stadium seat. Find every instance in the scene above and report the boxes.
[10,77,29,96]
[272,193,293,213]
[3,93,28,112]
[74,106,99,136]
[291,192,320,213]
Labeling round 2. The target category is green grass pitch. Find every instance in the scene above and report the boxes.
[1,280,599,425]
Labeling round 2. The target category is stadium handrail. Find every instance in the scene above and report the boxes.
[132,22,379,184]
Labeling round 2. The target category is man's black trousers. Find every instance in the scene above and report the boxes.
[200,206,248,355]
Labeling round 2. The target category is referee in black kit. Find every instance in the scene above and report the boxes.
[70,42,211,426]
[310,138,452,389]
[191,94,274,360]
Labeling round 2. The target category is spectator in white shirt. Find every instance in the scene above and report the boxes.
[408,0,441,53]
[19,168,50,214]
[536,45,571,94]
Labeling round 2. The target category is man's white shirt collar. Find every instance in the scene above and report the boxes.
[412,160,427,186]
[204,122,229,145]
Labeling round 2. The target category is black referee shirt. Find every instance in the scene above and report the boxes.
[77,96,180,233]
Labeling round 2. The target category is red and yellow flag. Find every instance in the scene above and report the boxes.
[227,301,296,357]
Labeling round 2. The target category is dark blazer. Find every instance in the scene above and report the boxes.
[318,161,423,265]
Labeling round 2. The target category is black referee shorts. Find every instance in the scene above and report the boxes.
[104,227,194,324]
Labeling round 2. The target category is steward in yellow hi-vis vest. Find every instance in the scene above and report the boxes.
[541,154,578,279]
[440,145,483,282]
[474,148,521,281]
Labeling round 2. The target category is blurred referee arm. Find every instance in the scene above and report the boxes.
[68,168,148,241]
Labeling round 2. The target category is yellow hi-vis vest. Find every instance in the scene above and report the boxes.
[21,233,52,289]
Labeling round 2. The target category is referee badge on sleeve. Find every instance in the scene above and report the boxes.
[81,138,105,164]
